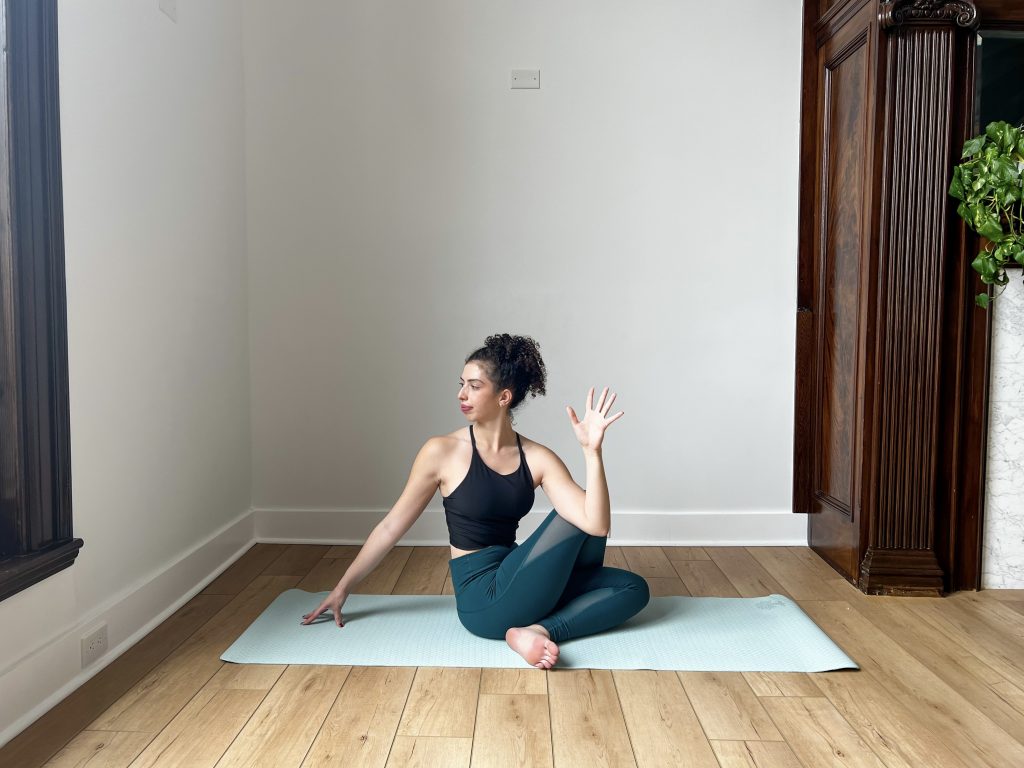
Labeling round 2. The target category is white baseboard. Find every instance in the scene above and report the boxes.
[0,509,256,751]
[254,507,809,546]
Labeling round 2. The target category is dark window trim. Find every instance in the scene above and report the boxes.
[0,0,82,602]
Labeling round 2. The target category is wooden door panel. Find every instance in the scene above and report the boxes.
[816,32,868,518]
[796,0,877,582]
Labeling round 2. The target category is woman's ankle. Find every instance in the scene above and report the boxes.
[526,623,550,639]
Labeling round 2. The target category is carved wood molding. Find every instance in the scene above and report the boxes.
[879,0,979,30]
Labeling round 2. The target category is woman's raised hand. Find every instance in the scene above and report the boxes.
[566,386,624,453]
[301,586,348,627]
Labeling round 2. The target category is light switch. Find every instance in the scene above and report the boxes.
[511,69,540,89]
[159,0,177,22]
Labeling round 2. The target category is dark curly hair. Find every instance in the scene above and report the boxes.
[466,333,547,425]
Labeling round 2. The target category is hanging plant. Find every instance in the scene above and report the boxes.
[948,120,1024,308]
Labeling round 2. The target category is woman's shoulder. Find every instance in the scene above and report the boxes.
[516,432,552,451]
[438,427,470,444]
[431,429,470,460]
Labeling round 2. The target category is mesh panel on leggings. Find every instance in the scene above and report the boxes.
[520,513,588,568]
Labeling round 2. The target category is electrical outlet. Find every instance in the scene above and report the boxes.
[511,69,540,89]
[81,623,108,668]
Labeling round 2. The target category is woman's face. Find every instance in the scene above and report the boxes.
[458,363,501,417]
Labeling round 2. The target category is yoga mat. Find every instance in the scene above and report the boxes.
[221,590,858,672]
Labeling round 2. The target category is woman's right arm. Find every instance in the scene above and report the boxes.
[301,438,444,626]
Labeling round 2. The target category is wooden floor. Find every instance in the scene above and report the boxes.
[3,544,1024,768]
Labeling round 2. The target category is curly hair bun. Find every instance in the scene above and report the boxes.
[467,333,548,422]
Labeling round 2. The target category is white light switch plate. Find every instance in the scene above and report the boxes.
[511,69,540,89]
[159,0,178,22]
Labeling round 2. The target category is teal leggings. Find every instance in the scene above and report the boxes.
[449,509,650,643]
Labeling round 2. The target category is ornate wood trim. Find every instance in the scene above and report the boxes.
[879,0,980,30]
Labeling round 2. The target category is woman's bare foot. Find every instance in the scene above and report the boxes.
[505,624,560,669]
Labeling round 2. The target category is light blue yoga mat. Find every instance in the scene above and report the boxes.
[221,590,858,672]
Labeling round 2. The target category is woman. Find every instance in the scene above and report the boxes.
[301,333,650,669]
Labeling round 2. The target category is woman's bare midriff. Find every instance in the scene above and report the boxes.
[450,545,482,559]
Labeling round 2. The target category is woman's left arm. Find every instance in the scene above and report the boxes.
[583,448,610,536]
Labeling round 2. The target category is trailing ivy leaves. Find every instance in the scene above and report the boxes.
[949,120,1024,308]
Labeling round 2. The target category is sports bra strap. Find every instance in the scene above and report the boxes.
[469,425,524,463]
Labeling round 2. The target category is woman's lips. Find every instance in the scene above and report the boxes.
[461,405,472,411]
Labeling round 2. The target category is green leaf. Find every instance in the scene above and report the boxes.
[949,173,965,200]
[992,156,1017,183]
[985,121,1008,144]
[977,217,1004,242]
[962,136,985,158]
[972,253,993,276]
[976,293,990,309]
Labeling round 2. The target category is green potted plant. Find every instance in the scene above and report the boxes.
[948,120,1024,308]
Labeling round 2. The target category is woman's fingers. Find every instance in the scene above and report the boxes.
[301,609,344,626]
[586,387,616,414]
[602,392,616,415]
[576,386,621,425]
[301,607,321,625]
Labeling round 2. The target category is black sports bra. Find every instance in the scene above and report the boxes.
[442,425,535,549]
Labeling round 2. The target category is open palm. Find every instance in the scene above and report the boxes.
[566,386,624,452]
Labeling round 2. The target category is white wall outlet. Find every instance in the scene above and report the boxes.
[511,69,540,89]
[81,623,108,668]
[159,0,178,22]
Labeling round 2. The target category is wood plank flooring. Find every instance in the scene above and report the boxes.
[2,543,1023,768]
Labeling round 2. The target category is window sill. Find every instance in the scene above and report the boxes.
[0,539,85,603]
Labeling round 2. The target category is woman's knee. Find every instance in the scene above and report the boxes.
[546,508,593,538]
[628,572,651,609]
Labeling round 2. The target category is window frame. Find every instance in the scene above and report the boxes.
[0,0,82,602]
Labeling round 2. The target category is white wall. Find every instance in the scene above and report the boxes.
[244,1,806,527]
[1,0,808,749]
[0,0,252,746]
